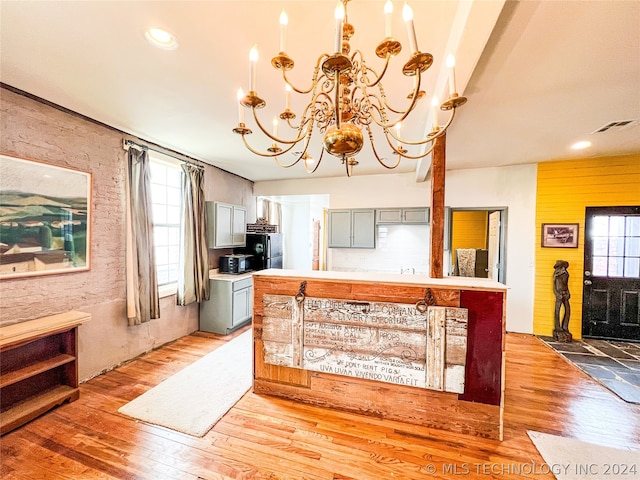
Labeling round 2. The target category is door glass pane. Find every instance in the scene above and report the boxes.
[593,237,608,256]
[609,216,626,235]
[627,216,640,236]
[608,257,624,277]
[592,256,608,276]
[609,237,625,256]
[626,237,640,256]
[592,216,609,236]
[624,257,640,278]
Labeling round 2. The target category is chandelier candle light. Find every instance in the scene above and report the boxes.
[233,0,467,176]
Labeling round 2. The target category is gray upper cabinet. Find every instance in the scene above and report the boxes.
[231,205,247,246]
[402,208,430,224]
[207,201,247,249]
[351,209,376,248]
[328,209,375,248]
[327,210,352,248]
[376,208,403,224]
[377,207,430,225]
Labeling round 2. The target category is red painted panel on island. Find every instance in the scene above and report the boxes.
[458,290,504,405]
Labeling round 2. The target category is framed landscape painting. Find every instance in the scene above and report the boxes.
[541,223,579,248]
[0,154,92,279]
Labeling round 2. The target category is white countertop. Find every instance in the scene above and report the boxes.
[252,268,508,291]
[208,270,254,281]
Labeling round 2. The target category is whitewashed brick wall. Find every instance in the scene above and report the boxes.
[0,88,254,379]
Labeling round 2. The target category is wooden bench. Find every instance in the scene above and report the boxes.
[0,311,91,435]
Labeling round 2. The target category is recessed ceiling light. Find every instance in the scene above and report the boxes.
[145,27,178,50]
[571,140,591,150]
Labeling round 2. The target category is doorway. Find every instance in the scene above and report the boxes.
[447,208,506,283]
[583,206,640,341]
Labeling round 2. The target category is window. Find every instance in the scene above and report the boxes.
[592,215,640,278]
[149,157,183,286]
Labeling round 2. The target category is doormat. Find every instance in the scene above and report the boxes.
[538,336,640,404]
[528,431,640,479]
[118,330,252,437]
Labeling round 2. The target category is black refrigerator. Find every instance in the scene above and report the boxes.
[235,233,282,270]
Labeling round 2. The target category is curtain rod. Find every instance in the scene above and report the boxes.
[123,138,203,168]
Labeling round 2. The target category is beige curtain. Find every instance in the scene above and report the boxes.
[125,148,160,325]
[271,202,282,233]
[177,164,210,305]
[258,198,282,233]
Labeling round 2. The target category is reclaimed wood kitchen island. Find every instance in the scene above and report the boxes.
[252,269,507,440]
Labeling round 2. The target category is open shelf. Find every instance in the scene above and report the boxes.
[0,311,90,435]
[0,385,79,435]
[0,354,76,388]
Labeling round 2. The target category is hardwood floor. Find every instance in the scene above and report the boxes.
[2,329,639,479]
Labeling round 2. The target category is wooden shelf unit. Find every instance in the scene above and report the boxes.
[0,311,91,435]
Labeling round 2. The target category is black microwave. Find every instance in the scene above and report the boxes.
[219,254,252,274]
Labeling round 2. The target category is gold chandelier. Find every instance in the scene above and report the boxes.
[233,0,467,176]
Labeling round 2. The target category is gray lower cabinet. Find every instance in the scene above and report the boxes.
[200,275,253,334]
[327,209,375,248]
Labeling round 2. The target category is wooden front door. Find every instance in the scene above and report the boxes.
[582,206,640,341]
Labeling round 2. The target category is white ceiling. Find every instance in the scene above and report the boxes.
[1,1,639,182]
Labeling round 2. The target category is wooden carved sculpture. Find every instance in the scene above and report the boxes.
[553,260,572,342]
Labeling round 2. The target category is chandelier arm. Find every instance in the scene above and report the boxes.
[278,129,315,168]
[345,158,352,177]
[303,148,324,174]
[240,133,299,159]
[383,108,457,147]
[389,136,441,160]
[372,124,440,161]
[281,55,330,95]
[432,106,458,138]
[400,141,440,160]
[363,75,422,129]
[361,56,392,89]
[365,126,402,169]
[251,107,309,145]
[285,105,314,136]
[273,155,304,168]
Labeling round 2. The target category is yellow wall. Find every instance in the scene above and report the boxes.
[451,210,488,253]
[534,154,640,339]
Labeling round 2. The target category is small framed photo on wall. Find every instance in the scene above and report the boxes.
[541,223,579,248]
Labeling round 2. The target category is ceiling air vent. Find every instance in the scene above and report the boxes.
[592,119,638,134]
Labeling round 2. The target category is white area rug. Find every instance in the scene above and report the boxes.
[118,330,252,437]
[528,431,640,479]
